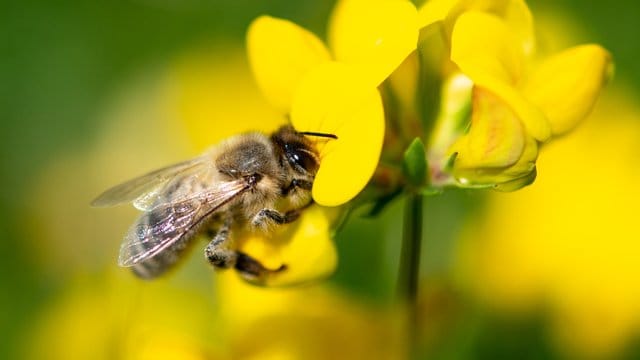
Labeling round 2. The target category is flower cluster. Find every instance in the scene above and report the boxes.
[236,0,421,285]
[235,0,612,285]
[421,0,612,190]
[247,0,419,206]
[249,0,611,200]
[21,1,624,359]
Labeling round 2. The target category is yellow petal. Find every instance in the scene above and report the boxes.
[522,44,613,136]
[386,51,420,113]
[418,0,535,58]
[237,206,338,286]
[487,0,535,56]
[443,0,535,55]
[493,165,536,191]
[450,88,540,187]
[247,16,332,112]
[291,62,385,206]
[328,0,419,86]
[496,133,537,180]
[454,133,537,186]
[450,11,525,85]
[451,11,551,141]
[417,0,458,28]
[452,88,526,170]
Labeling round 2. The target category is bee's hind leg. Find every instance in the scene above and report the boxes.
[204,220,237,269]
[204,219,286,282]
[235,252,287,282]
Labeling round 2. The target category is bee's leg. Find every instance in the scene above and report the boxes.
[281,179,313,195]
[204,220,237,269]
[235,252,287,281]
[204,220,286,281]
[252,208,302,227]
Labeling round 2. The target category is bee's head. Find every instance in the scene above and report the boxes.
[271,125,337,176]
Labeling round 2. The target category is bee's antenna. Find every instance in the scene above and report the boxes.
[299,131,338,140]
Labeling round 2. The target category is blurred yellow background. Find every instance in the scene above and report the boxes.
[2,1,640,359]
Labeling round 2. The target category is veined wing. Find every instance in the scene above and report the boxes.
[90,158,206,208]
[118,179,249,266]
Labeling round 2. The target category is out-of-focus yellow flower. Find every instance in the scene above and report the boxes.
[456,88,640,358]
[247,0,419,206]
[25,273,218,360]
[442,7,611,188]
[215,272,403,359]
[26,270,403,360]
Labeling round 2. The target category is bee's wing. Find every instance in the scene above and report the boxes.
[118,179,249,266]
[90,158,206,208]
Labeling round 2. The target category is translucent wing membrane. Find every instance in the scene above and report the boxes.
[119,197,203,266]
[118,179,249,266]
[90,158,206,208]
[131,162,217,211]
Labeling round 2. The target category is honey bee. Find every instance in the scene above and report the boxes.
[92,125,336,281]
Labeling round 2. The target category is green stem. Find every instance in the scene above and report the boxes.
[399,192,423,358]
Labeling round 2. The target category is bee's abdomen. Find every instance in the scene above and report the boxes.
[129,210,198,279]
[130,239,193,280]
[131,247,183,279]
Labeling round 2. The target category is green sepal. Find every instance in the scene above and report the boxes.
[403,137,428,188]
[444,152,458,173]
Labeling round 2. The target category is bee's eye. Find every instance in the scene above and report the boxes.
[292,151,315,171]
[285,143,318,173]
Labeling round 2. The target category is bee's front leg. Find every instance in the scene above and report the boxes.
[281,179,313,195]
[252,208,302,227]
[252,196,315,228]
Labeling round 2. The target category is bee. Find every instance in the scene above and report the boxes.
[92,125,336,281]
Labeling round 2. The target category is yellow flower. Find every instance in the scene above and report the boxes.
[428,4,611,188]
[451,11,611,139]
[26,269,403,360]
[215,272,403,359]
[25,273,217,360]
[247,0,419,206]
[456,88,640,358]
